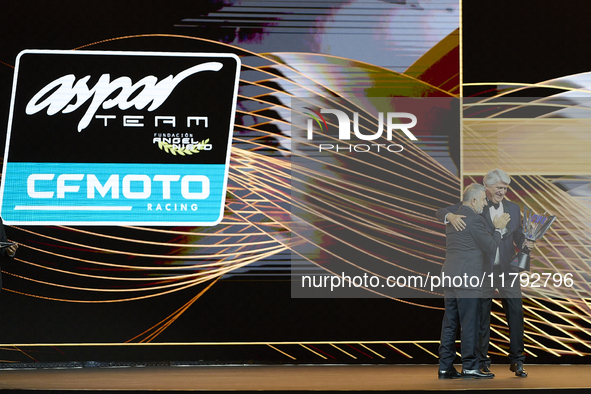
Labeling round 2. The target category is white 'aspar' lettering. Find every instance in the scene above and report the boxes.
[25,62,224,132]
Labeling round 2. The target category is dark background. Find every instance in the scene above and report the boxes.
[0,0,589,365]
[462,0,591,95]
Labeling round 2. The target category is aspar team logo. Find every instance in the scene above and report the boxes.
[304,107,418,153]
[25,61,221,156]
[0,50,240,226]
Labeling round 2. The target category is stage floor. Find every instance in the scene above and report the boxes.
[0,364,590,391]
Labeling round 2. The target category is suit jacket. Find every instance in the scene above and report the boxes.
[437,199,525,273]
[441,205,503,288]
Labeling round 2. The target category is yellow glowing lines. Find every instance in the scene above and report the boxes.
[231,135,287,156]
[520,323,566,356]
[461,126,502,173]
[127,277,220,343]
[358,343,385,359]
[235,109,290,128]
[4,266,212,293]
[228,176,288,199]
[232,157,290,187]
[290,138,458,201]
[548,299,591,329]
[245,106,456,215]
[237,70,459,187]
[290,195,444,267]
[299,344,327,360]
[511,182,587,295]
[414,343,438,358]
[289,162,447,226]
[528,299,591,353]
[386,343,412,358]
[72,34,416,125]
[510,177,589,300]
[14,258,183,282]
[121,225,285,237]
[463,124,523,173]
[464,101,591,112]
[16,240,286,271]
[295,204,433,275]
[291,243,445,308]
[73,34,269,64]
[464,102,591,122]
[0,340,447,348]
[486,333,510,356]
[236,94,290,112]
[490,308,540,357]
[288,185,444,263]
[55,226,280,249]
[528,176,591,246]
[286,122,459,194]
[462,82,591,97]
[330,344,357,359]
[13,225,286,262]
[2,253,276,303]
[12,346,36,362]
[0,59,15,69]
[265,51,457,97]
[441,73,460,94]
[238,80,295,99]
[291,149,456,207]
[522,313,584,356]
[4,240,285,302]
[14,252,278,283]
[267,345,296,360]
[19,240,287,271]
[230,179,289,207]
[230,188,441,298]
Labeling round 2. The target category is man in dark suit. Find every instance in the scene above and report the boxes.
[0,216,18,292]
[436,169,530,378]
[438,183,510,379]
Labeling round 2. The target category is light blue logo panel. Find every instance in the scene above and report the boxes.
[1,163,227,225]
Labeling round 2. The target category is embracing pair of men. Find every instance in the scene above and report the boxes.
[437,169,530,379]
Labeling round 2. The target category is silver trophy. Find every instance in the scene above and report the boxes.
[512,206,556,271]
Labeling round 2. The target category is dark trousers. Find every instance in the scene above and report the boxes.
[478,265,525,367]
[439,288,480,371]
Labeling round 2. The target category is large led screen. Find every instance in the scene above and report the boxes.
[2,0,588,367]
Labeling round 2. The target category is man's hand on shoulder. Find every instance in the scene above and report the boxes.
[448,213,466,231]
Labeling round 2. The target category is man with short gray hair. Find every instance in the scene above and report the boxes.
[436,169,531,378]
